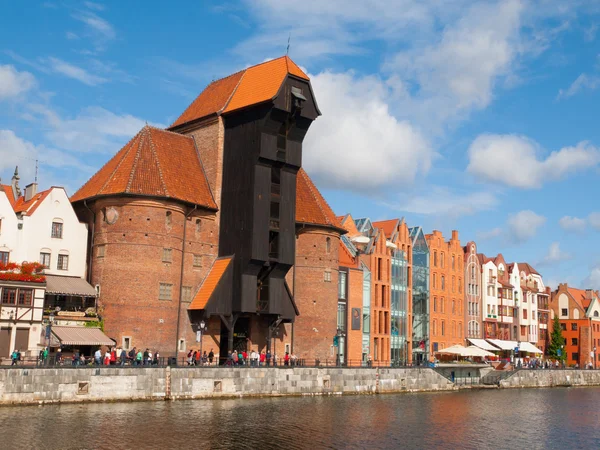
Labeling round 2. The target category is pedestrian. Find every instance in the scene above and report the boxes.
[110,348,117,365]
[242,350,248,365]
[80,354,86,366]
[208,349,214,365]
[56,348,62,365]
[136,349,143,366]
[195,350,201,366]
[250,350,257,367]
[260,352,266,367]
[266,350,271,367]
[42,347,49,365]
[284,352,290,366]
[232,351,238,366]
[239,350,244,366]
[104,349,111,366]
[120,347,127,366]
[129,347,136,365]
[187,350,194,366]
[202,351,208,366]
[94,348,102,365]
[143,348,149,366]
[148,350,153,365]
[10,349,19,366]
[153,351,159,366]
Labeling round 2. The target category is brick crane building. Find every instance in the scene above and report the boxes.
[72,56,333,360]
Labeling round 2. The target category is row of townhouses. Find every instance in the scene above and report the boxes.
[1,55,598,368]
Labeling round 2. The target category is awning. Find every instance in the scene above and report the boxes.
[519,341,543,354]
[45,275,97,297]
[51,326,115,346]
[487,339,519,351]
[465,346,496,357]
[468,338,499,352]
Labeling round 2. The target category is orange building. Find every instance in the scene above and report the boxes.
[550,284,600,368]
[426,230,465,356]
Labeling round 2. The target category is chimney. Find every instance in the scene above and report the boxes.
[11,166,21,198]
[24,183,38,202]
[451,230,459,241]
[586,289,593,300]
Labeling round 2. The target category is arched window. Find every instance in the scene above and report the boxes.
[195,218,202,233]
[452,255,455,270]
[434,251,438,267]
[595,311,599,317]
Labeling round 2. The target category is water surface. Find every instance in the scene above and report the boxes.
[0,388,598,449]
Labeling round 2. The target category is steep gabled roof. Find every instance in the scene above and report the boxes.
[372,219,400,239]
[71,126,217,210]
[1,185,16,207]
[13,188,52,216]
[518,262,540,276]
[296,168,345,233]
[170,56,310,129]
[567,287,593,310]
[189,257,233,311]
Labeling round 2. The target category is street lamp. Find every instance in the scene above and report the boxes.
[198,320,206,365]
[46,313,54,366]
[335,328,345,366]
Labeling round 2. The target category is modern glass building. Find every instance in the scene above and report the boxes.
[390,248,409,364]
[409,226,430,365]
[361,262,371,364]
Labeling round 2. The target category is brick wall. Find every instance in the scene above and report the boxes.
[290,228,340,362]
[82,197,218,357]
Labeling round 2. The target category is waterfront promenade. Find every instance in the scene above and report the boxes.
[2,365,600,406]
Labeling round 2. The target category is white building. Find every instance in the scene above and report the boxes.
[480,257,500,339]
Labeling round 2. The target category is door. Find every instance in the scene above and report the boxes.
[14,328,29,353]
[0,328,10,357]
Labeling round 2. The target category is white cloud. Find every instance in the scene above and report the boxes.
[45,57,107,86]
[383,186,497,217]
[477,227,503,241]
[539,242,571,266]
[72,11,115,40]
[589,212,600,230]
[559,216,586,233]
[84,1,105,11]
[66,31,80,40]
[302,71,432,190]
[507,210,546,243]
[557,73,600,99]
[467,134,600,188]
[584,266,600,290]
[0,65,35,100]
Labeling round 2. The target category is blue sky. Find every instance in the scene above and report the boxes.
[2,1,600,289]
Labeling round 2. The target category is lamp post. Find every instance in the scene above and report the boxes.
[46,313,54,366]
[594,347,597,370]
[198,320,206,365]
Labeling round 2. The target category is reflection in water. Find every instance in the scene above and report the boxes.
[1,388,600,449]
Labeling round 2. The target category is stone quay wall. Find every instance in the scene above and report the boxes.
[500,369,600,388]
[0,367,453,406]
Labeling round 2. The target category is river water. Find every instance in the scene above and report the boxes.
[1,388,599,449]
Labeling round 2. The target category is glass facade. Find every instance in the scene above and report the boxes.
[391,249,409,364]
[362,263,371,363]
[409,227,430,365]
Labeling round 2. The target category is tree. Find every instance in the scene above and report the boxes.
[547,316,566,361]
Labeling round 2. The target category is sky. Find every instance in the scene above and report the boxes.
[2,0,600,290]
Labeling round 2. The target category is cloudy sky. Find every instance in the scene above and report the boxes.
[2,1,600,289]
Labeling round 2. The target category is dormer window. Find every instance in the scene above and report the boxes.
[291,86,306,110]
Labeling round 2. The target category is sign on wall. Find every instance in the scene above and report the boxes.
[351,308,361,330]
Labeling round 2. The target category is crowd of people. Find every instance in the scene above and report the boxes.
[225,350,299,366]
[186,348,215,365]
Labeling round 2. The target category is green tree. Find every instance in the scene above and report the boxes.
[547,316,566,361]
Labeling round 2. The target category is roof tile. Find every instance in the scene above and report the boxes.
[296,169,344,232]
[189,257,232,310]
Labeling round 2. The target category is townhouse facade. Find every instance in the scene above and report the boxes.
[464,241,482,339]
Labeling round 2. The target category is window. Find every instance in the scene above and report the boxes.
[193,254,202,267]
[572,352,579,361]
[0,251,9,265]
[521,325,526,336]
[40,252,51,268]
[338,271,347,299]
[441,253,445,268]
[166,211,172,226]
[2,288,16,304]
[452,276,455,292]
[159,283,173,300]
[452,255,455,270]
[178,339,185,352]
[57,254,69,271]
[162,248,172,263]
[182,286,192,302]
[97,245,105,258]
[452,299,455,314]
[488,268,493,278]
[433,274,437,289]
[51,222,63,239]
[433,320,437,336]
[441,298,445,313]
[122,337,131,350]
[571,338,578,346]
[18,289,33,306]
[433,297,437,312]
[434,251,438,267]
[471,266,475,279]
[458,278,462,293]
[324,271,332,282]
[571,323,577,331]
[363,313,370,333]
[561,308,568,317]
[595,311,599,317]
[441,321,445,336]
[441,276,445,290]
[560,323,566,331]
[523,309,527,320]
[195,219,202,233]
[337,302,347,332]
[326,237,331,254]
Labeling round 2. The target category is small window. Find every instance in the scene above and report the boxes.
[162,248,173,263]
[159,283,173,300]
[326,237,331,254]
[441,321,445,336]
[40,252,51,268]
[561,308,568,317]
[595,311,599,317]
[166,211,172,226]
[571,323,577,331]
[193,254,202,267]
[441,253,445,268]
[441,276,445,290]
[178,339,185,352]
[18,289,33,306]
[571,338,578,346]
[97,245,105,258]
[57,254,69,271]
[572,353,579,362]
[182,286,192,302]
[2,288,16,305]
[122,337,131,350]
[0,251,9,265]
[324,271,332,282]
[51,222,63,239]
[560,323,566,331]
[452,255,455,270]
[195,219,202,233]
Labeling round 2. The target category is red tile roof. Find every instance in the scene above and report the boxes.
[189,257,232,310]
[296,169,344,233]
[1,185,16,208]
[71,126,217,210]
[518,262,540,276]
[372,219,399,238]
[1,185,53,216]
[170,56,309,129]
[567,287,594,310]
